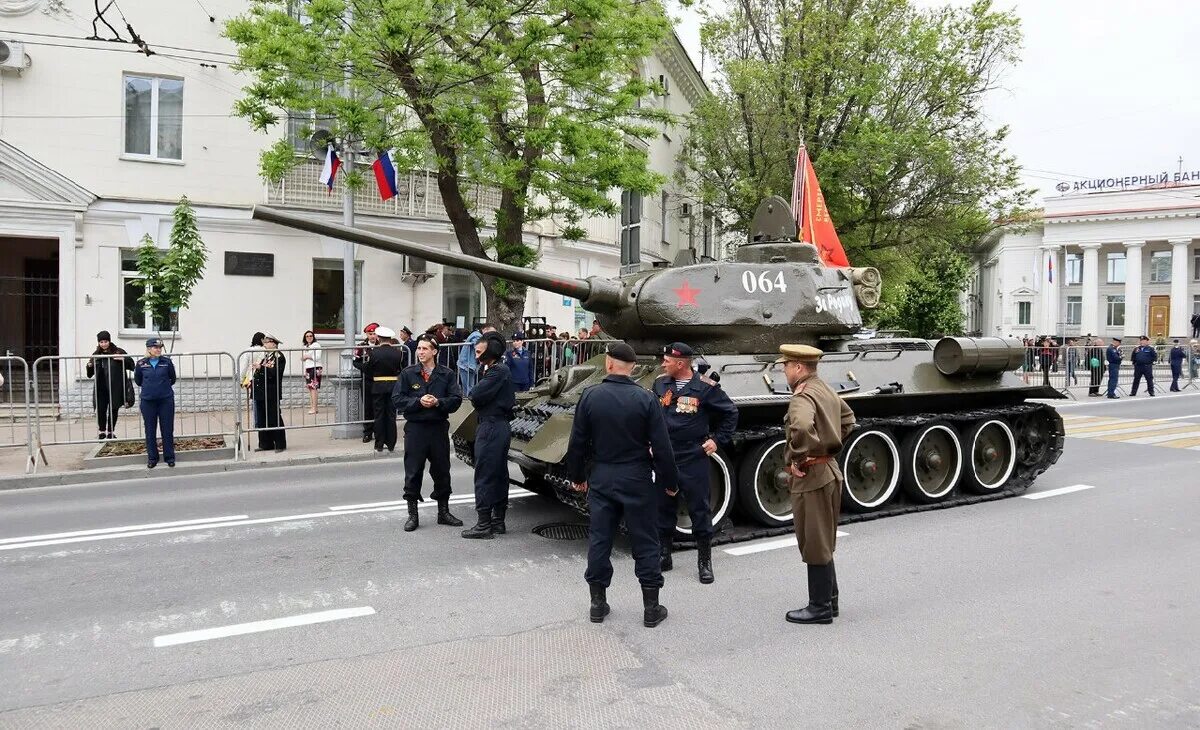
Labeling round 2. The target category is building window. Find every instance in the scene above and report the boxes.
[1065,296,1082,325]
[442,265,482,329]
[120,250,176,332]
[124,75,183,160]
[1194,252,1200,281]
[1064,253,1082,285]
[702,212,714,259]
[1106,295,1125,327]
[312,259,362,335]
[1149,250,1172,283]
[660,190,670,246]
[620,190,642,265]
[1017,301,1031,325]
[1106,252,1125,284]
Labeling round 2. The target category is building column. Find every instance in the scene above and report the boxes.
[1079,243,1101,335]
[1170,237,1192,338]
[1123,241,1144,338]
[1040,244,1061,335]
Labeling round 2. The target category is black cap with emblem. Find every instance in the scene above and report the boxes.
[662,342,694,358]
[606,342,638,363]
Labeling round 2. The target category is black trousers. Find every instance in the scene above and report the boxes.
[372,389,397,449]
[1088,366,1103,395]
[255,398,287,450]
[1131,365,1155,396]
[95,389,122,434]
[585,463,662,589]
[658,453,712,541]
[473,417,511,511]
[1171,364,1182,391]
[403,420,452,502]
[362,380,375,439]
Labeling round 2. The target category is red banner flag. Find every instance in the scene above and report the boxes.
[791,143,850,267]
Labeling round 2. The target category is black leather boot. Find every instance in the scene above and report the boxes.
[830,559,839,617]
[697,536,714,584]
[437,502,463,527]
[786,564,833,624]
[642,587,668,628]
[460,510,495,539]
[589,584,610,623]
[660,535,673,572]
[492,504,507,535]
[403,500,419,532]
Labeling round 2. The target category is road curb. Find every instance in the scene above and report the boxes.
[1,450,399,491]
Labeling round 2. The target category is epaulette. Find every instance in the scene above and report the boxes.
[698,375,717,386]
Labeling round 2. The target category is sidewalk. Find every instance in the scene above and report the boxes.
[0,415,401,490]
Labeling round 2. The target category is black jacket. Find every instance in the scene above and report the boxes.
[652,372,738,460]
[87,347,134,406]
[252,351,286,403]
[566,374,678,490]
[361,345,406,394]
[470,361,516,419]
[393,363,463,423]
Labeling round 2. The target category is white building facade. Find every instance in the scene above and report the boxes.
[0,0,712,365]
[968,183,1200,341]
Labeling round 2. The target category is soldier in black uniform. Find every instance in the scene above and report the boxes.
[363,326,405,453]
[653,343,739,584]
[393,335,464,532]
[462,332,516,539]
[566,342,679,628]
[353,323,381,443]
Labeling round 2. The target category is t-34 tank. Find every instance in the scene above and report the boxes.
[253,201,1065,543]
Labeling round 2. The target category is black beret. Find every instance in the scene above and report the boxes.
[662,342,694,358]
[606,342,638,363]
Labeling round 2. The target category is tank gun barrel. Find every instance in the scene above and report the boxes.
[252,205,609,306]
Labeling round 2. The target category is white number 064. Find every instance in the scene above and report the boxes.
[740,270,788,294]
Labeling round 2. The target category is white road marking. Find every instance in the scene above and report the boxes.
[0,515,251,545]
[1122,429,1200,445]
[1022,484,1096,500]
[0,494,530,552]
[152,606,375,648]
[1156,413,1200,422]
[1067,422,1182,437]
[724,531,849,556]
[1051,391,1200,409]
[330,488,534,511]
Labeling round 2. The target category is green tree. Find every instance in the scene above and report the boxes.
[684,0,1030,281]
[226,0,673,332]
[135,196,209,350]
[879,248,970,338]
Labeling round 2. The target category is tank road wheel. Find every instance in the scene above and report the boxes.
[839,429,900,513]
[1013,412,1052,467]
[961,419,1017,494]
[736,439,794,527]
[899,422,963,503]
[673,451,734,538]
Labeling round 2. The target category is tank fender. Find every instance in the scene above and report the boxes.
[521,411,575,464]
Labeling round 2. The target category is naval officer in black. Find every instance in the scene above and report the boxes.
[393,335,464,531]
[567,342,679,628]
[363,326,405,453]
[653,342,738,584]
[462,332,516,540]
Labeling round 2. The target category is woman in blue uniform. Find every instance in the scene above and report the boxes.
[133,338,177,468]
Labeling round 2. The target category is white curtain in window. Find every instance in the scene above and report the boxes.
[158,79,184,160]
[124,76,152,156]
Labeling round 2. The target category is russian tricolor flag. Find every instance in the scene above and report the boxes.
[372,150,399,201]
[319,145,341,193]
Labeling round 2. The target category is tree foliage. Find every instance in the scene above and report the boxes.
[684,0,1030,280]
[226,0,674,331]
[878,248,970,338]
[136,196,209,349]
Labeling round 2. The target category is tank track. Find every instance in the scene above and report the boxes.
[454,401,1064,550]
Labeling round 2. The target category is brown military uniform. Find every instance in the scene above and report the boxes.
[784,372,856,565]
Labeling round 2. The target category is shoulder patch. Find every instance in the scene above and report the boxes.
[699,375,717,386]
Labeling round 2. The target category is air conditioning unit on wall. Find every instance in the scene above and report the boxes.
[401,255,434,283]
[0,41,29,73]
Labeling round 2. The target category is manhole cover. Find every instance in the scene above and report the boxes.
[533,522,589,540]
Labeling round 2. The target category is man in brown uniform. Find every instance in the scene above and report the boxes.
[776,344,856,625]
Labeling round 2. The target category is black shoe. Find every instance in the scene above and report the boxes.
[1149,392,1156,397]
[642,587,668,628]
[387,446,395,452]
[107,432,116,439]
[403,501,419,532]
[461,510,495,539]
[786,564,834,624]
[660,537,673,572]
[492,505,507,535]
[98,432,107,440]
[375,446,384,453]
[1107,395,1119,399]
[275,447,286,452]
[697,536,714,585]
[589,584,610,623]
[362,434,373,443]
[167,461,175,468]
[253,447,271,452]
[147,462,157,469]
[437,503,464,527]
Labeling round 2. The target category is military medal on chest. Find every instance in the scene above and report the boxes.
[676,396,699,414]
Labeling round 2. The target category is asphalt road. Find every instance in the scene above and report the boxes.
[1,392,1199,727]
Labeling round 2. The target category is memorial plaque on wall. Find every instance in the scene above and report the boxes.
[224,251,275,277]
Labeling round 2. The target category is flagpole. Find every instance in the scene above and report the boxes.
[333,150,359,439]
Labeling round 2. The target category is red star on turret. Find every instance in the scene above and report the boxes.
[672,280,700,307]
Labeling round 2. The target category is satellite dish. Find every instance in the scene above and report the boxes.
[308,129,337,160]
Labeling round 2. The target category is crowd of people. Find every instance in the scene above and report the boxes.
[1017,333,1200,395]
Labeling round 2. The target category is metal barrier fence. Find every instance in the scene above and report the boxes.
[29,352,240,469]
[1017,345,1200,397]
[0,356,34,473]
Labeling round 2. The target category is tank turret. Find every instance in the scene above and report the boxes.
[252,201,882,354]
